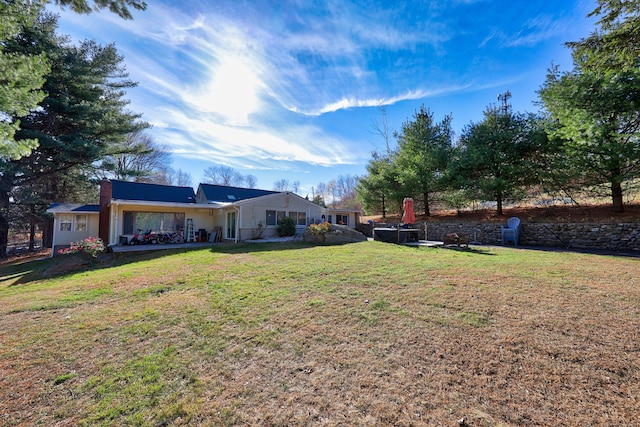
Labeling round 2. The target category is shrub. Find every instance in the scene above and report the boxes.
[57,237,106,258]
[277,217,297,237]
[307,222,332,235]
[251,221,265,239]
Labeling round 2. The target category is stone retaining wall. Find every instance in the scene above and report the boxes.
[358,222,640,252]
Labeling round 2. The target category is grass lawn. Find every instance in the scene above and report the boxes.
[0,242,638,426]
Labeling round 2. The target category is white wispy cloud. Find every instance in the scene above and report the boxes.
[53,0,595,186]
[291,85,472,116]
[504,15,569,47]
[109,2,475,170]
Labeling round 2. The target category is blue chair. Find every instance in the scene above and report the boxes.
[501,217,521,246]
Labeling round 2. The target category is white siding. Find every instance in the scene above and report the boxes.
[237,193,324,240]
[52,213,99,247]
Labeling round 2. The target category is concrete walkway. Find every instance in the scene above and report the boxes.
[403,239,444,247]
[109,236,302,253]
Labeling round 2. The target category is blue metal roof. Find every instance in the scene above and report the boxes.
[47,203,100,213]
[111,180,197,203]
[198,184,279,203]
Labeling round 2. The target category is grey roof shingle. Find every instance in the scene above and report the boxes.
[111,180,196,203]
[47,203,100,213]
[198,184,279,203]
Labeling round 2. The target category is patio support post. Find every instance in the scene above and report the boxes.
[234,206,240,244]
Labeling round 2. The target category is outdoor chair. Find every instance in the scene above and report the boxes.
[501,217,521,246]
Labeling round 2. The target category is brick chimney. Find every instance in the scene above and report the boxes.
[99,179,112,244]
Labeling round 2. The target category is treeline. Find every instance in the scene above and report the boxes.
[357,1,640,218]
[357,103,551,217]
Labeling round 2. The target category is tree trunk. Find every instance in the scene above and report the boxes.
[381,194,386,218]
[29,220,36,252]
[496,191,504,216]
[42,217,53,249]
[423,192,430,216]
[0,190,9,258]
[611,179,624,213]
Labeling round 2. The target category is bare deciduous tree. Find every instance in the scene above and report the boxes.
[336,175,357,200]
[174,169,193,187]
[101,130,171,182]
[370,106,393,156]
[292,180,301,194]
[273,179,290,191]
[203,165,245,186]
[244,174,257,189]
[154,167,193,187]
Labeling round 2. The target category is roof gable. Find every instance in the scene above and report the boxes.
[198,184,279,203]
[111,180,196,203]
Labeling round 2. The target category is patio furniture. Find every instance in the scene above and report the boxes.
[443,233,468,248]
[501,217,521,246]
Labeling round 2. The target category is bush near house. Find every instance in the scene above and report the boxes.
[277,217,297,237]
[307,222,332,235]
[57,237,106,258]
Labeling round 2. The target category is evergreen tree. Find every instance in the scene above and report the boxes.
[0,11,146,256]
[394,105,454,216]
[539,1,640,212]
[0,0,50,159]
[1,0,147,161]
[452,103,548,215]
[567,0,640,72]
[357,151,404,217]
[53,0,147,19]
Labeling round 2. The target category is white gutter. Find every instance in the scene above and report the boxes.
[110,199,214,209]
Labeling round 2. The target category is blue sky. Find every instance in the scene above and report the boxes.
[54,0,597,195]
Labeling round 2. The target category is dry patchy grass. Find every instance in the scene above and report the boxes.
[0,242,639,426]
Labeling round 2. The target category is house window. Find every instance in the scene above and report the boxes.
[296,211,306,226]
[123,211,185,234]
[267,210,305,226]
[287,211,306,226]
[266,210,276,226]
[74,214,87,231]
[336,214,349,225]
[266,210,286,225]
[59,214,72,231]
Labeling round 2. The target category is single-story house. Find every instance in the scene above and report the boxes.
[47,179,362,254]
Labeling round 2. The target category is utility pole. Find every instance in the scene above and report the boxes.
[497,90,512,115]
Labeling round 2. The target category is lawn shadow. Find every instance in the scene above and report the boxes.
[402,244,497,256]
[0,249,197,287]
[208,240,356,255]
[0,241,336,287]
[438,246,497,256]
